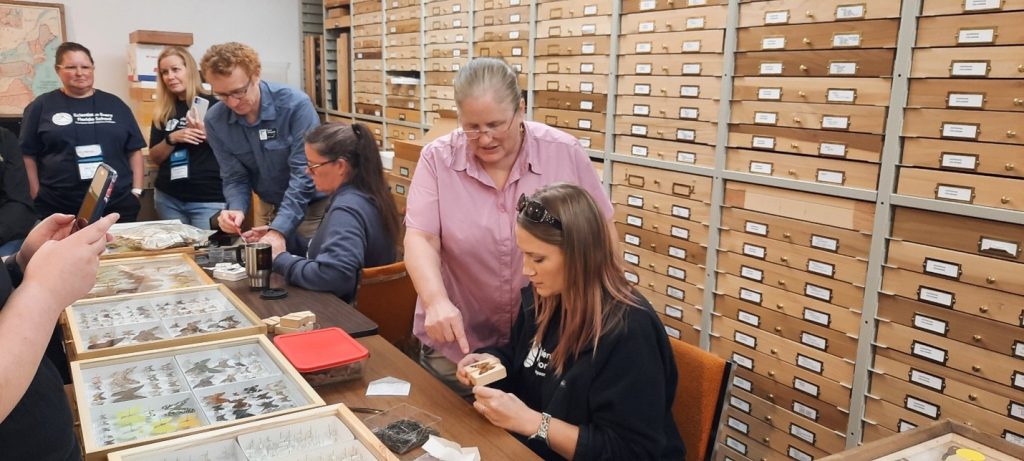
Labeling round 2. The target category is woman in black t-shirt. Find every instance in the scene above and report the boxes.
[20,42,146,222]
[148,46,225,226]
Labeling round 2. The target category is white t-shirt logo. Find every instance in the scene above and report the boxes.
[52,112,72,126]
[524,342,551,377]
[524,344,541,368]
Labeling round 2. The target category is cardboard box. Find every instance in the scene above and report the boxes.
[129,30,193,46]
[392,110,457,163]
[127,43,164,82]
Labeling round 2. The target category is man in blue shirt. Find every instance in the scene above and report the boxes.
[200,42,326,246]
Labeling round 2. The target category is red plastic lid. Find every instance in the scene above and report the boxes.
[273,327,370,372]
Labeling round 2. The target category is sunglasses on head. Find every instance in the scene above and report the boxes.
[517,193,562,230]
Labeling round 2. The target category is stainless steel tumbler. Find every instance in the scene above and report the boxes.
[244,243,272,290]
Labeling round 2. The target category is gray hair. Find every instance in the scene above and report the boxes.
[453,57,521,110]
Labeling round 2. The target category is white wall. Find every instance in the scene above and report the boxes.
[58,0,303,101]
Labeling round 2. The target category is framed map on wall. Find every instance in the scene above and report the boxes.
[0,1,66,117]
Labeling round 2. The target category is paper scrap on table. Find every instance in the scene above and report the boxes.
[421,435,480,461]
[366,376,411,396]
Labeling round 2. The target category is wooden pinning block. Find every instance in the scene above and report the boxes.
[279,311,316,329]
[274,322,315,335]
[262,316,281,334]
[467,358,507,386]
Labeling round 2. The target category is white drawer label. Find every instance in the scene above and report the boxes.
[638,21,656,33]
[452,49,462,57]
[627,195,644,207]
[623,251,640,265]
[634,84,651,95]
[790,423,816,444]
[801,332,827,351]
[688,0,707,5]
[679,107,699,120]
[624,271,639,284]
[664,305,683,320]
[1009,402,1024,420]
[940,153,978,170]
[740,266,764,282]
[792,401,818,421]
[584,5,598,15]
[742,243,766,259]
[906,395,940,419]
[947,93,985,108]
[912,341,947,363]
[811,234,839,252]
[754,111,778,125]
[745,221,768,236]
[829,62,858,75]
[913,314,947,335]
[761,37,786,50]
[805,283,832,301]
[671,225,689,239]
[626,215,643,227]
[452,64,460,71]
[951,61,989,77]
[579,137,591,148]
[676,151,696,164]
[666,285,685,300]
[739,288,762,305]
[942,123,979,139]
[734,375,753,392]
[671,205,691,219]
[803,308,830,326]
[758,87,782,100]
[749,161,773,175]
[686,17,706,29]
[1007,430,1024,446]
[1014,341,1024,359]
[760,62,783,75]
[582,43,596,54]
[918,286,954,307]
[680,85,699,97]
[964,0,1002,11]
[789,447,814,461]
[581,24,597,34]
[577,119,592,129]
[816,169,845,185]
[453,19,462,27]
[681,63,702,75]
[936,185,974,203]
[833,33,862,48]
[734,331,757,348]
[676,129,696,141]
[725,436,747,454]
[664,325,681,339]
[682,40,702,52]
[635,63,653,74]
[580,100,594,111]
[510,14,521,23]
[827,89,857,103]
[899,420,918,432]
[632,104,650,116]
[668,246,687,260]
[794,377,819,397]
[727,416,749,434]
[580,63,595,74]
[640,0,657,10]
[751,136,776,149]
[631,124,648,136]
[924,258,960,279]
[624,233,641,246]
[765,10,789,24]
[822,115,850,130]
[980,237,1019,258]
[512,47,523,56]
[636,42,653,53]
[819,142,848,157]
[958,28,996,44]
[910,368,945,392]
[737,310,760,327]
[1015,372,1024,389]
[732,352,754,370]
[807,259,835,277]
[835,4,866,19]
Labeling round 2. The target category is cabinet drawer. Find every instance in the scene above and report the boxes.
[556,127,605,150]
[622,0,727,15]
[354,37,382,49]
[738,0,900,27]
[886,239,1024,295]
[719,228,868,285]
[353,81,382,94]
[426,58,465,73]
[474,0,525,10]
[426,44,469,59]
[881,266,1024,327]
[627,266,704,306]
[727,388,848,455]
[731,100,888,134]
[614,135,716,167]
[354,49,382,59]
[352,13,382,27]
[615,222,707,267]
[901,138,1024,179]
[474,24,529,42]
[427,15,469,33]
[611,185,711,224]
[386,95,419,110]
[386,45,420,59]
[720,207,872,259]
[388,125,421,142]
[385,107,421,123]
[354,70,382,83]
[385,18,419,34]
[424,98,457,112]
[386,59,420,72]
[918,11,1024,47]
[424,72,455,86]
[904,106,1024,145]
[616,96,719,122]
[354,102,382,117]
[386,5,419,21]
[618,54,725,77]
[724,182,875,232]
[424,85,454,99]
[535,36,611,56]
[352,1,381,14]
[642,283,703,326]
[730,367,851,433]
[622,246,706,295]
[620,5,729,34]
[386,173,411,199]
[387,33,419,48]
[353,23,382,38]
[537,17,612,38]
[721,407,829,459]
[718,250,865,310]
[892,207,1024,261]
[728,125,883,163]
[427,0,468,16]
[538,0,612,20]
[732,76,893,106]
[536,56,610,75]
[388,0,419,7]
[726,148,880,191]
[911,46,1024,78]
[533,91,608,112]
[354,92,383,105]
[715,294,860,361]
[533,107,604,133]
[736,19,900,52]
[907,78,1024,112]
[921,0,1024,16]
[619,30,726,54]
[473,40,529,60]
[477,5,529,26]
[617,75,722,99]
[863,395,940,434]
[614,116,717,145]
[614,206,711,246]
[735,49,896,77]
[715,273,861,335]
[897,167,1024,212]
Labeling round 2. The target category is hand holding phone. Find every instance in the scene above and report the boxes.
[190,96,210,124]
[73,163,117,233]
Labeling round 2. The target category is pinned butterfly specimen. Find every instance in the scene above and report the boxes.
[111,384,146,403]
[185,358,223,376]
[132,326,164,342]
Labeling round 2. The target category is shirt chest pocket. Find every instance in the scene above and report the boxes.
[262,136,292,154]
[260,136,293,183]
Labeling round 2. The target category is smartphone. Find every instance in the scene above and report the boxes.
[190,96,210,122]
[73,163,117,233]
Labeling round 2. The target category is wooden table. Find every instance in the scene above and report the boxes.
[223,273,379,337]
[317,335,540,461]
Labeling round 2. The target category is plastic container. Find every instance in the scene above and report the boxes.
[273,327,369,386]
[380,151,395,170]
[364,403,441,454]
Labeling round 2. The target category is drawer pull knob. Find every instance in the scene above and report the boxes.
[798,91,806,97]
[1008,131,1018,138]
[783,232,792,238]
[765,416,773,422]
[652,224,659,230]
[648,263,655,269]
[777,280,786,286]
[793,117,802,123]
[787,169,796,175]
[652,204,660,209]
[799,64,808,72]
[762,437,770,443]
[972,365,981,372]
[565,102,571,108]
[767,393,775,400]
[659,109,667,115]
[768,371,775,377]
[1000,196,1010,204]
[647,283,655,288]
[972,334,982,342]
[774,326,782,332]
[802,38,811,45]
[662,66,669,72]
[1015,98,1024,106]
[969,394,978,401]
[770,348,778,355]
[805,10,814,17]
[979,305,989,313]
[1019,64,1024,73]
[657,130,665,135]
[660,88,668,94]
[649,244,656,249]
[662,44,669,50]
[987,276,997,284]
[780,256,789,262]
[791,143,800,149]
[1006,163,1016,171]
[666,24,674,30]
[776,303,784,310]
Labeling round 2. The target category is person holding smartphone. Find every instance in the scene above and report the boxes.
[148,46,225,226]
[20,42,146,222]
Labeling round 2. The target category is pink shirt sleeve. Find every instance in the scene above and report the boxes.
[404,142,443,236]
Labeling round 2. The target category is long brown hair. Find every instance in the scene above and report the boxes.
[518,183,638,375]
[153,46,207,129]
[304,122,402,245]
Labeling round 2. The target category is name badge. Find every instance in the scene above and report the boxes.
[169,149,189,181]
[76,144,103,180]
[258,128,278,141]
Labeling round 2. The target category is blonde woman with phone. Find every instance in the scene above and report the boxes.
[148,46,225,226]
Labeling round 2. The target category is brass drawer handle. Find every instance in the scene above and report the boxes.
[802,37,811,45]
[1006,163,1016,171]
[987,276,997,283]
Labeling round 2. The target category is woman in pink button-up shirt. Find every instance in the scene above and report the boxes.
[404,58,613,392]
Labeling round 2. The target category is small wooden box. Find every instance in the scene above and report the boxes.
[821,419,1024,460]
[128,30,193,46]
[86,253,215,301]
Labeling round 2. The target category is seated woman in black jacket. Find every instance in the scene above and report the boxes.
[456,182,686,460]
